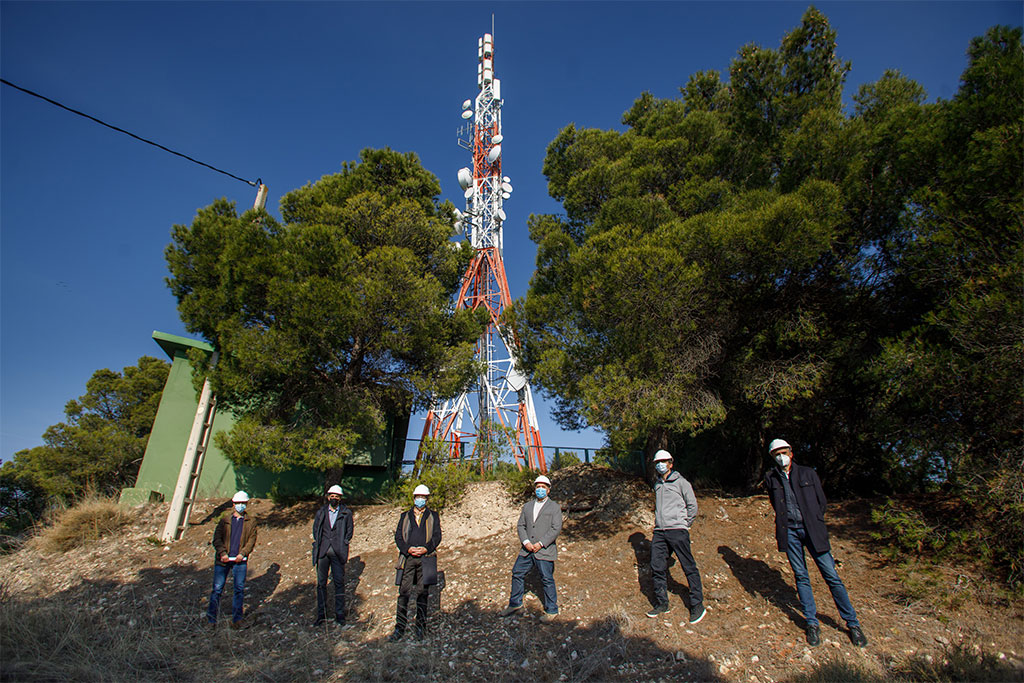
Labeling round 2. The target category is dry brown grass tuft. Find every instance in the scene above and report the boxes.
[33,496,130,553]
[0,587,178,681]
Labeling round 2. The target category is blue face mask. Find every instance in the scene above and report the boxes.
[535,487,548,499]
[234,503,246,513]
[655,462,669,474]
[414,497,427,509]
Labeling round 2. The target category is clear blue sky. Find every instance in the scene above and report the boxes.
[1,1,1019,461]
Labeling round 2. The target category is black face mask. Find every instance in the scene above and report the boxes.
[328,498,341,508]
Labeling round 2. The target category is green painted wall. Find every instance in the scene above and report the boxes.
[120,332,408,506]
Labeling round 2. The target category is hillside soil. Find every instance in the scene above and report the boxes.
[2,465,1022,681]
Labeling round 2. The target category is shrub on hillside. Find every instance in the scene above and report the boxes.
[33,497,130,553]
[550,451,581,470]
[493,462,540,501]
[871,489,1024,590]
[388,463,477,510]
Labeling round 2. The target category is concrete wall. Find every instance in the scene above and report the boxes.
[119,332,407,506]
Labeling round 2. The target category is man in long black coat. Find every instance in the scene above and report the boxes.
[390,484,442,641]
[764,439,867,648]
[312,484,353,626]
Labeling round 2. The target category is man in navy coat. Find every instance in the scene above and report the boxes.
[764,439,867,648]
[499,475,563,622]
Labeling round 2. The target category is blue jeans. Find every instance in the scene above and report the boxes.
[786,525,859,628]
[508,553,558,614]
[207,561,247,624]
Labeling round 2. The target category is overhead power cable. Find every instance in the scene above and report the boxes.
[1,78,260,188]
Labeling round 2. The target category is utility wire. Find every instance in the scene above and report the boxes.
[1,78,261,188]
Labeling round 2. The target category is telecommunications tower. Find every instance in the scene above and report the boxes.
[416,30,546,473]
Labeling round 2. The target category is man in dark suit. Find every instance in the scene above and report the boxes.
[311,484,353,627]
[764,438,868,648]
[390,484,442,641]
[499,475,563,622]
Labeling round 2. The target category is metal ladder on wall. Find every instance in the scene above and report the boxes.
[160,372,218,542]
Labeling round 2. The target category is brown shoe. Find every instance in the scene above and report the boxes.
[539,612,558,623]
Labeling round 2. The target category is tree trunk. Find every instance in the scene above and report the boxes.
[745,425,768,491]
[643,427,670,484]
[324,467,345,496]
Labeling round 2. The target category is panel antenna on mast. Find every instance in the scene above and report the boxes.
[417,30,546,474]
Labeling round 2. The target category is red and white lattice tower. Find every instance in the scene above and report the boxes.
[417,31,546,473]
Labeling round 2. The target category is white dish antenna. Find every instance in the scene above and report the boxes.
[492,134,503,144]
[464,187,473,199]
[457,167,473,190]
[497,208,507,221]
[502,192,511,200]
[487,145,501,163]
[461,110,473,120]
[501,182,513,193]
[462,99,472,110]
[506,366,527,392]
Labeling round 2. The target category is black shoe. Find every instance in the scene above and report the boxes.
[388,630,404,643]
[646,603,670,618]
[688,603,707,624]
[806,624,821,647]
[849,625,868,647]
[313,618,326,627]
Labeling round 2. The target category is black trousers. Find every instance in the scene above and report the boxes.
[395,556,429,635]
[316,546,346,622]
[651,528,704,607]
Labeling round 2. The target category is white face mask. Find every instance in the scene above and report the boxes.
[655,461,669,474]
[234,503,246,513]
[773,453,791,468]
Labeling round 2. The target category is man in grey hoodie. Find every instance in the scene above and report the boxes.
[646,449,706,623]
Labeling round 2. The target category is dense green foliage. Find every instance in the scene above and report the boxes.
[512,5,1022,580]
[166,148,486,475]
[384,463,478,510]
[0,357,169,531]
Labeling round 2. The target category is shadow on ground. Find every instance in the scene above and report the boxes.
[1,563,722,682]
[718,544,841,632]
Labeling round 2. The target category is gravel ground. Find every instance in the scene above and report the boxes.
[2,465,1022,682]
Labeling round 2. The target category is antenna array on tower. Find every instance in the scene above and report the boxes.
[417,31,546,474]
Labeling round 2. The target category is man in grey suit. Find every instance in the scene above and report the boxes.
[499,475,563,622]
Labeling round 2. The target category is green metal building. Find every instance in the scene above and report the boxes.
[119,331,409,506]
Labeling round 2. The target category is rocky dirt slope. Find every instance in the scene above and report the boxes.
[2,464,1022,682]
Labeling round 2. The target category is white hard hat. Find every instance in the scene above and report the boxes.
[653,449,673,462]
[232,491,250,503]
[768,439,791,454]
[413,484,430,497]
[534,475,551,486]
[327,485,343,496]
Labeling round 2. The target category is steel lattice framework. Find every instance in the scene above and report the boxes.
[416,31,546,473]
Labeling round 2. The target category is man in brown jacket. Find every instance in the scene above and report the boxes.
[206,491,258,628]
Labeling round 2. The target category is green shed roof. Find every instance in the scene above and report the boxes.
[152,330,215,360]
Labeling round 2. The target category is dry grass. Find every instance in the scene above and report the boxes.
[0,582,180,681]
[788,643,1024,683]
[787,657,882,682]
[32,496,130,553]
